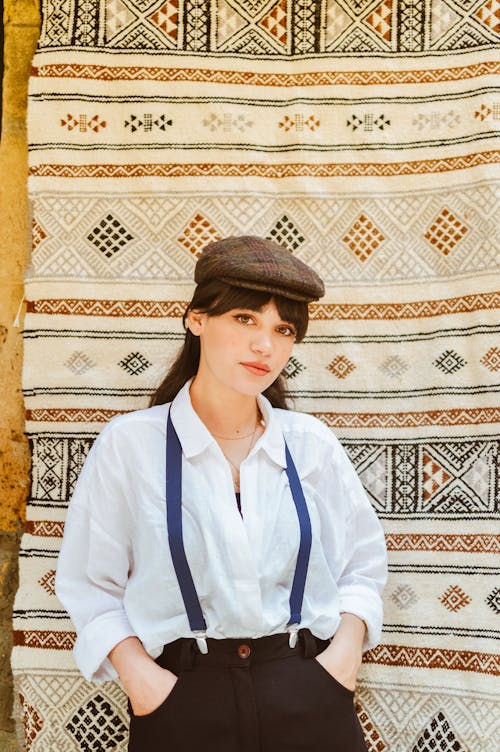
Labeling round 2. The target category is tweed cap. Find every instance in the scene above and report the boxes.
[194,236,325,303]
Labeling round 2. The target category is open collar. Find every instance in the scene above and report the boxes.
[169,379,287,469]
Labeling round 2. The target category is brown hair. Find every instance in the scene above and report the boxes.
[149,280,309,408]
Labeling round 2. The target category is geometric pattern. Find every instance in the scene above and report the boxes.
[66,693,128,751]
[16,2,500,752]
[37,0,500,52]
[439,585,472,612]
[344,439,499,518]
[28,184,499,283]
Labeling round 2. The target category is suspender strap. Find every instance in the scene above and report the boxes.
[165,408,312,649]
[166,411,207,634]
[284,443,312,628]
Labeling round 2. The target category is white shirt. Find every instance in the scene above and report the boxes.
[56,380,387,683]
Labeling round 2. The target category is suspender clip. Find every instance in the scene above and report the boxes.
[193,630,208,654]
[287,623,300,648]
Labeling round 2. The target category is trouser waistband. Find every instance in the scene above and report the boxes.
[157,629,329,672]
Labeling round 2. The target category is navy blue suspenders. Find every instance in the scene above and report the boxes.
[166,409,312,653]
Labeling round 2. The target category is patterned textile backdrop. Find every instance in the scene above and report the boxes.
[12,1,499,750]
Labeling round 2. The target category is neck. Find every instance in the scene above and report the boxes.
[189,376,260,438]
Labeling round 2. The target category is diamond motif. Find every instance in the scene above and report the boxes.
[268,214,305,251]
[259,0,287,46]
[365,0,392,41]
[149,0,179,39]
[327,354,356,379]
[380,355,409,379]
[32,220,48,251]
[486,586,500,613]
[202,113,253,133]
[66,693,127,751]
[60,114,107,133]
[356,702,387,751]
[324,0,352,43]
[65,351,96,376]
[19,694,44,752]
[119,352,151,375]
[216,0,246,45]
[391,584,418,610]
[423,452,452,500]
[480,346,500,372]
[105,0,137,42]
[87,214,134,258]
[424,207,468,255]
[342,214,385,261]
[413,711,465,751]
[440,585,471,612]
[283,356,305,380]
[475,0,500,33]
[430,0,461,43]
[178,213,221,258]
[38,569,56,595]
[433,349,467,374]
[124,114,173,132]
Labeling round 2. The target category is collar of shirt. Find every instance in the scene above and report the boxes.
[169,379,286,469]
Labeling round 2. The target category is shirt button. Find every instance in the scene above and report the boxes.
[238,643,251,659]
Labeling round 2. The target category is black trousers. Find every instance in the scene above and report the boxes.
[128,630,368,752]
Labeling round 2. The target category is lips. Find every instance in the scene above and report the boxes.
[241,361,271,376]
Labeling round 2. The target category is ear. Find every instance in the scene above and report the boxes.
[187,309,206,336]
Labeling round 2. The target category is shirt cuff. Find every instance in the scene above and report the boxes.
[338,588,383,652]
[73,610,137,683]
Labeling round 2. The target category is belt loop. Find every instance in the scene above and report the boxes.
[300,628,319,658]
[179,639,196,671]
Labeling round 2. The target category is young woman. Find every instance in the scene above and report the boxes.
[56,235,387,752]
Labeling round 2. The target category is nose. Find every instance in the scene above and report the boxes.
[251,330,272,356]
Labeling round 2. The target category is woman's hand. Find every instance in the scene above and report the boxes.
[127,662,178,716]
[108,636,178,716]
[314,612,366,691]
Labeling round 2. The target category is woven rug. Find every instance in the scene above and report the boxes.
[12,1,500,750]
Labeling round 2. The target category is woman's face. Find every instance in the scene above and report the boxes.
[188,300,296,398]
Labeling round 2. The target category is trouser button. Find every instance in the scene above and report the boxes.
[238,643,251,659]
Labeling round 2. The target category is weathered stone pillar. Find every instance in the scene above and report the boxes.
[0,1,40,749]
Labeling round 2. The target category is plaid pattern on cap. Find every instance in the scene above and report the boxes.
[194,236,325,302]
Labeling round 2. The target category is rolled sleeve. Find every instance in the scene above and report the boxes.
[55,426,137,683]
[335,444,388,651]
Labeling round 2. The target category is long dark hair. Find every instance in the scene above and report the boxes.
[149,280,309,409]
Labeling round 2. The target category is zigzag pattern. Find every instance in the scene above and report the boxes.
[13,631,76,650]
[26,292,500,319]
[25,521,65,537]
[31,61,500,85]
[314,407,500,428]
[29,151,500,179]
[385,533,500,553]
[365,644,500,675]
[26,408,124,423]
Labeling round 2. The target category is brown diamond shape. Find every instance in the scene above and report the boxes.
[440,585,471,612]
[480,346,500,372]
[39,569,56,595]
[424,207,468,255]
[327,354,356,379]
[178,213,221,258]
[342,213,385,262]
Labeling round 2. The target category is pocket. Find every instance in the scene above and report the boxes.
[311,657,355,699]
[131,673,183,721]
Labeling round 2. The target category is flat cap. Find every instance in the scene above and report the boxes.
[194,236,324,303]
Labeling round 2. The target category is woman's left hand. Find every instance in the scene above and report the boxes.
[314,612,367,691]
[314,643,362,691]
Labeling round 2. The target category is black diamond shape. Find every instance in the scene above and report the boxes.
[486,586,500,614]
[119,351,151,375]
[66,693,127,752]
[434,349,467,375]
[268,214,305,251]
[87,214,134,258]
[283,356,305,380]
[412,711,464,752]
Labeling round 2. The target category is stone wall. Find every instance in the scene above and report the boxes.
[0,1,40,749]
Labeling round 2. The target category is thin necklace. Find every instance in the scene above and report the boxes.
[219,422,262,492]
[211,410,265,441]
